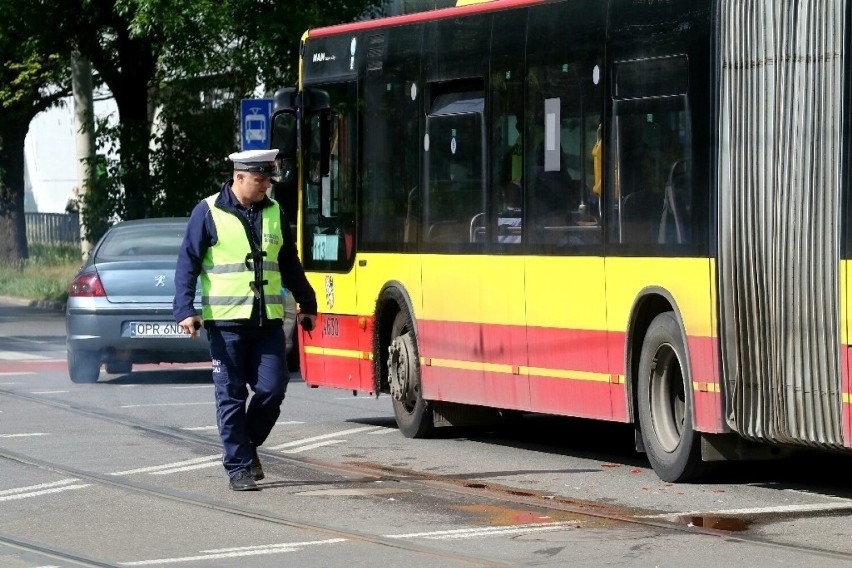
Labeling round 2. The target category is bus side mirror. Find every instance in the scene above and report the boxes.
[272,87,299,192]
[272,87,299,159]
[272,112,298,157]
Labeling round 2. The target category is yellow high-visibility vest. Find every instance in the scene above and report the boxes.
[200,195,284,321]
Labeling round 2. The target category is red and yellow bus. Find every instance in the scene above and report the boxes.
[271,0,852,482]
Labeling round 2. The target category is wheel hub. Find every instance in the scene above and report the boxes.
[649,343,685,453]
[388,332,416,402]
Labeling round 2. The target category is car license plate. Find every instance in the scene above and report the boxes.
[129,322,188,338]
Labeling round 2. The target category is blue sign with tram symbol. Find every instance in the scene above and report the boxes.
[240,98,274,150]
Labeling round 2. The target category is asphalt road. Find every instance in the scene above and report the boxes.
[0,299,851,567]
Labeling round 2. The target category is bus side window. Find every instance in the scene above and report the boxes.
[613,98,692,246]
[302,83,358,271]
[423,90,486,248]
[611,56,693,248]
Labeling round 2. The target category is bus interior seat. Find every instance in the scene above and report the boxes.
[470,212,485,242]
[426,220,467,243]
[620,190,660,243]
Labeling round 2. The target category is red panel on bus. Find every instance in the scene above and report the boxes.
[688,336,724,433]
[527,374,615,420]
[421,365,530,411]
[301,313,365,391]
[844,345,852,448]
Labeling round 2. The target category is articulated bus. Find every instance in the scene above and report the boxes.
[270,0,851,482]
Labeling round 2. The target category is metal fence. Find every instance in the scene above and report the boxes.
[25,212,80,245]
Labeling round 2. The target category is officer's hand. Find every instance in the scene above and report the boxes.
[178,316,203,339]
[298,314,317,333]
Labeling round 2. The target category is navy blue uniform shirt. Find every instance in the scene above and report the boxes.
[173,180,318,327]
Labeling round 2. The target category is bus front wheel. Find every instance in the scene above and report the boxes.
[387,310,434,438]
[637,312,703,482]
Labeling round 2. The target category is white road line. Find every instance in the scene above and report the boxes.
[169,385,213,390]
[150,461,222,475]
[637,503,852,520]
[267,425,381,450]
[182,420,302,431]
[0,484,90,502]
[0,433,49,438]
[30,390,69,394]
[0,479,79,496]
[386,522,579,540]
[4,337,51,345]
[119,402,211,408]
[202,540,347,553]
[119,539,347,566]
[279,440,345,453]
[0,351,50,360]
[110,454,221,476]
[0,375,29,378]
[368,428,397,435]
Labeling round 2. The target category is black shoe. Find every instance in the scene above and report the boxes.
[229,470,258,491]
[250,449,265,481]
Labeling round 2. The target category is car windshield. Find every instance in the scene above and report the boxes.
[97,224,186,259]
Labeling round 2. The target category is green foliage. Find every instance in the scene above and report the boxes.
[27,243,82,266]
[149,87,237,216]
[2,0,382,245]
[0,244,80,302]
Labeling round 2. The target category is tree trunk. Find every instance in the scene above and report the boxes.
[0,125,29,263]
[109,30,156,221]
[117,113,151,221]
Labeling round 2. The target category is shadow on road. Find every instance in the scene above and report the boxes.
[347,412,852,499]
[100,368,212,385]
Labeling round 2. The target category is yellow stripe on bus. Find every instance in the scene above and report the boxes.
[693,381,721,393]
[303,346,370,360]
[843,393,852,404]
[521,366,613,383]
[423,357,617,383]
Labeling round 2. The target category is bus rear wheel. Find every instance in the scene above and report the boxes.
[387,310,434,438]
[637,312,702,482]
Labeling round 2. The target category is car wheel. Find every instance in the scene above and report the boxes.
[105,360,132,374]
[68,349,101,383]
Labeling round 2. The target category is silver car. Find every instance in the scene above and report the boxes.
[65,218,296,383]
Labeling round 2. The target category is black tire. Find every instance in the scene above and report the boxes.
[387,310,434,438]
[636,312,703,482]
[105,360,132,374]
[68,349,101,384]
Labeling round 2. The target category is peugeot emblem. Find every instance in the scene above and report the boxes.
[154,275,166,287]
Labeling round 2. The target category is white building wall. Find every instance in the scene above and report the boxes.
[24,95,118,213]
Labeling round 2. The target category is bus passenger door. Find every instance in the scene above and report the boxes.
[300,82,363,391]
[419,91,489,404]
[523,1,610,420]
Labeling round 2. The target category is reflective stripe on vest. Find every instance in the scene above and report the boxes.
[200,195,284,321]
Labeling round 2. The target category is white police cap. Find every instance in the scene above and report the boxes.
[229,149,279,172]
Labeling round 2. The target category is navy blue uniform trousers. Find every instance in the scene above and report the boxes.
[207,325,288,477]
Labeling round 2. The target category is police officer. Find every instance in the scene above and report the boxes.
[173,149,317,491]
